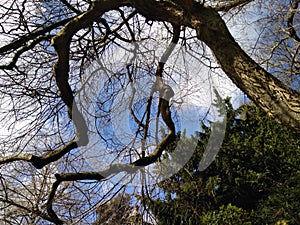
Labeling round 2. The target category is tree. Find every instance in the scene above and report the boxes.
[92,193,143,225]
[0,0,299,224]
[147,101,300,225]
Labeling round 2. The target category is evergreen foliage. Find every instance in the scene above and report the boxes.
[147,100,300,225]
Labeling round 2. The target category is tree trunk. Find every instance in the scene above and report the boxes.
[193,6,300,132]
[132,0,300,132]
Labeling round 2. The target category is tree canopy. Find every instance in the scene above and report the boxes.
[0,0,299,224]
[147,101,300,225]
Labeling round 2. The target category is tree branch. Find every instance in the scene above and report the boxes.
[46,127,176,224]
[38,1,300,220]
[214,0,254,12]
[125,0,300,132]
[0,18,73,54]
[46,13,179,222]
[0,36,52,70]
[0,198,57,224]
[286,0,300,42]
[0,139,79,169]
[59,0,82,15]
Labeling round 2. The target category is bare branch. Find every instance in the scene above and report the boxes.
[1,0,300,223]
[46,20,180,222]
[125,0,300,131]
[0,36,52,70]
[59,0,82,15]
[0,198,56,224]
[286,0,300,42]
[0,140,79,169]
[46,128,176,223]
[214,0,254,12]
[0,18,73,54]
[0,153,33,165]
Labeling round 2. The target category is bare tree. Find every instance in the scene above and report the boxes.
[0,0,299,224]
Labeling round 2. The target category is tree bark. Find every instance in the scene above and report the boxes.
[128,0,300,132]
[193,6,300,133]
